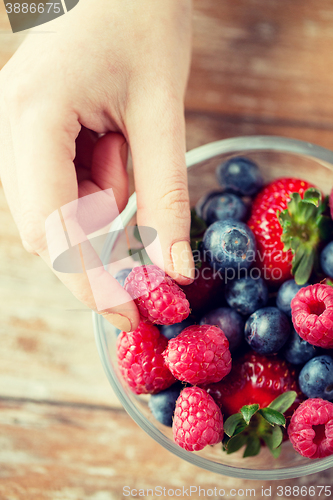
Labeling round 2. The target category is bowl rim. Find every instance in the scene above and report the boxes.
[93,136,333,479]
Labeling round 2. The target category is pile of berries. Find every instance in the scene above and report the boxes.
[115,156,333,460]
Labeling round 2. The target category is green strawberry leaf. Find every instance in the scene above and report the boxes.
[262,426,283,451]
[241,404,260,425]
[302,188,321,206]
[270,444,282,458]
[293,250,315,285]
[190,209,207,238]
[243,436,261,458]
[278,188,327,286]
[258,408,286,427]
[224,433,248,454]
[224,413,246,437]
[268,391,297,414]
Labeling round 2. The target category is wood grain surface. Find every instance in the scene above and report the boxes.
[1,0,333,498]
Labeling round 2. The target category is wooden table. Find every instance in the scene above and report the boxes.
[1,1,333,498]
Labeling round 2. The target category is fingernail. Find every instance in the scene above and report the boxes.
[171,241,195,280]
[102,312,132,332]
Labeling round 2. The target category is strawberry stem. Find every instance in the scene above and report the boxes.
[222,391,296,458]
[277,189,333,285]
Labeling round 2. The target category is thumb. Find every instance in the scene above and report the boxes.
[127,94,195,284]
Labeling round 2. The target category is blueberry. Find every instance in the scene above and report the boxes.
[200,307,244,353]
[299,355,333,400]
[244,307,291,355]
[216,157,263,196]
[204,193,247,226]
[148,383,183,426]
[320,241,333,278]
[225,276,268,316]
[276,279,309,317]
[195,190,225,219]
[202,219,256,273]
[282,329,321,365]
[114,268,132,287]
[160,317,195,340]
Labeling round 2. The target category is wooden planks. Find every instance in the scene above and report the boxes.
[188,0,333,126]
[0,399,332,500]
[1,0,333,128]
[1,0,333,497]
[0,186,122,407]
[185,110,333,151]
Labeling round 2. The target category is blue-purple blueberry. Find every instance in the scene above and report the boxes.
[244,307,291,355]
[299,355,333,400]
[203,192,247,226]
[160,317,195,340]
[114,268,133,287]
[225,276,268,316]
[216,157,263,196]
[276,279,309,317]
[195,190,225,219]
[282,329,321,365]
[148,383,183,426]
[320,241,333,278]
[202,219,256,273]
[200,307,244,353]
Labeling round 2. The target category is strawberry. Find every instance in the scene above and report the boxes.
[204,352,302,457]
[248,178,320,285]
[205,351,300,417]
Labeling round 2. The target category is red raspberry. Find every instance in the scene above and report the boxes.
[124,265,190,325]
[291,284,333,348]
[288,398,333,459]
[163,325,231,385]
[173,387,224,451]
[117,321,175,394]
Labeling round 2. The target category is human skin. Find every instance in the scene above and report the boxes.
[0,0,194,331]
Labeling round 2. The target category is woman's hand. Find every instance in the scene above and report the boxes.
[0,0,194,331]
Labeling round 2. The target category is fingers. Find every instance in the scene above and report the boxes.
[78,132,129,223]
[3,103,139,331]
[127,92,194,285]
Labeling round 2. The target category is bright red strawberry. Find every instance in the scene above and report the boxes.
[205,351,300,418]
[291,284,333,348]
[288,398,333,459]
[247,178,313,284]
[124,265,190,325]
[117,321,175,394]
[173,387,224,451]
[163,324,232,385]
[204,352,302,458]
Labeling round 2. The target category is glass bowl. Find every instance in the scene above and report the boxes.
[93,136,333,480]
